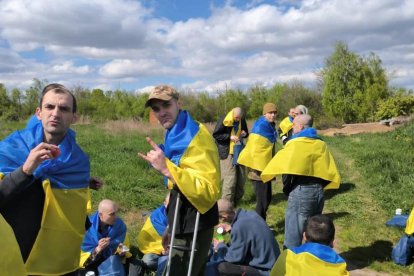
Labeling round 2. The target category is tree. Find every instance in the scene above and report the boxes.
[320,42,389,123]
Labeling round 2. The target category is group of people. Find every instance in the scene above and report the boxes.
[0,83,348,276]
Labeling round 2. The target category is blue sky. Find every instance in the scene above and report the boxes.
[0,0,413,93]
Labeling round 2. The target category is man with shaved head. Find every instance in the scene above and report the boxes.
[214,199,280,276]
[262,114,341,249]
[80,199,131,274]
[213,107,249,207]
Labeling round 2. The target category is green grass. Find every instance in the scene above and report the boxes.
[1,119,413,274]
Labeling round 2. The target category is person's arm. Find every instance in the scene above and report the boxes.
[0,167,35,207]
[212,118,231,142]
[241,118,249,138]
[165,126,220,214]
[224,223,249,264]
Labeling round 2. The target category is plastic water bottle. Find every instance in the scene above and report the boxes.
[85,271,95,276]
[217,226,224,241]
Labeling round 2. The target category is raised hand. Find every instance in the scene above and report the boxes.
[22,143,60,175]
[138,137,172,179]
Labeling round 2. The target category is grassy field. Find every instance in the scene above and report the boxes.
[1,119,413,274]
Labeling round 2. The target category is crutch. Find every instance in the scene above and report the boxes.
[166,192,201,276]
[187,211,200,276]
[166,192,181,276]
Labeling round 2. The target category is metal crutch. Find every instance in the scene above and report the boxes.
[166,192,201,276]
[187,211,200,276]
[166,192,181,276]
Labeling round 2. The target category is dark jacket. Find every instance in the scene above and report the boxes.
[224,209,280,275]
[168,189,218,235]
[212,116,249,160]
[0,167,44,261]
[282,175,330,196]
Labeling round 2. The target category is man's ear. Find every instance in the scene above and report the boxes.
[35,107,41,120]
[302,232,307,242]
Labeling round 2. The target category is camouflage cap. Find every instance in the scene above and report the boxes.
[145,85,179,107]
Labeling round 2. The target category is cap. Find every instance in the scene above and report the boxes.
[145,85,179,107]
[262,103,277,115]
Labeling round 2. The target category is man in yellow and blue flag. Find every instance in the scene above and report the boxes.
[271,215,349,276]
[0,213,26,276]
[0,83,91,275]
[278,105,308,145]
[262,114,340,249]
[237,103,278,221]
[80,199,131,274]
[137,193,169,271]
[213,107,249,206]
[139,85,220,276]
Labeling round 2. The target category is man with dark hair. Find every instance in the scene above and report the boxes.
[262,114,341,249]
[139,85,220,276]
[213,107,249,206]
[0,83,94,275]
[304,214,335,246]
[270,215,349,275]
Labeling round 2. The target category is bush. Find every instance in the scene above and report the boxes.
[376,94,414,120]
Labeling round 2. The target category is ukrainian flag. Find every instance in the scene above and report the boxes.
[237,116,277,172]
[223,109,242,155]
[137,204,168,255]
[261,128,340,189]
[0,118,90,275]
[279,116,293,138]
[271,243,349,276]
[162,110,220,214]
[0,214,26,276]
[405,208,414,235]
[80,212,130,266]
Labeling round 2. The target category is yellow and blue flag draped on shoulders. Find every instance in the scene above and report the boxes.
[0,117,90,275]
[237,116,277,172]
[405,207,414,235]
[0,214,26,276]
[137,204,168,255]
[271,242,349,276]
[223,109,242,155]
[80,211,129,266]
[279,116,293,138]
[162,110,220,214]
[261,128,340,187]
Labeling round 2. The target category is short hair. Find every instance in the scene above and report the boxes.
[304,215,335,246]
[233,107,242,117]
[295,105,308,115]
[298,114,313,128]
[40,83,77,113]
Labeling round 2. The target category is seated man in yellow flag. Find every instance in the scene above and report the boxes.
[271,214,349,276]
[262,114,340,249]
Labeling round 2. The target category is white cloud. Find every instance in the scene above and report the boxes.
[0,0,413,91]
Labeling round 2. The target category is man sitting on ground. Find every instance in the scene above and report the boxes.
[215,199,280,276]
[137,193,169,271]
[80,199,131,274]
[271,214,349,275]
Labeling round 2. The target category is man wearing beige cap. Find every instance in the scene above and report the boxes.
[237,103,278,221]
[139,85,220,276]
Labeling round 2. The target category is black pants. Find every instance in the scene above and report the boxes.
[252,180,272,221]
[218,262,262,276]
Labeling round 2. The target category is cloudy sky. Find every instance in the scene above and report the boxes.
[0,0,413,93]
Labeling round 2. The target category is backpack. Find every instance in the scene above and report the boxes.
[392,234,414,266]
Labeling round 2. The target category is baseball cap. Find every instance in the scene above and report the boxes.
[145,85,179,107]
